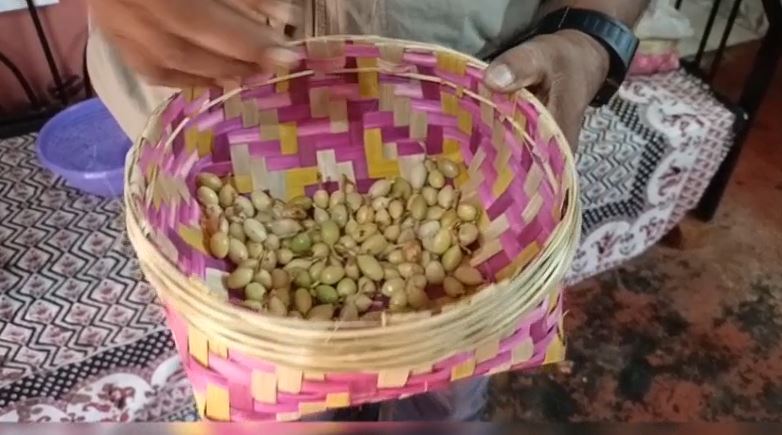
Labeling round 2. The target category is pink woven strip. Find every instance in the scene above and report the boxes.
[256,93,293,111]
[263,154,299,171]
[363,111,393,129]
[229,382,254,412]
[246,140,282,158]
[161,95,186,127]
[229,351,277,373]
[405,367,453,385]
[277,104,311,123]
[297,118,332,136]
[392,82,424,100]
[184,92,211,116]
[396,140,426,156]
[208,353,251,385]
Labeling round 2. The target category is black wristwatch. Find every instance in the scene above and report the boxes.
[485,7,639,107]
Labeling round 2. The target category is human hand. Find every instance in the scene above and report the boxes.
[89,0,300,88]
[484,30,610,150]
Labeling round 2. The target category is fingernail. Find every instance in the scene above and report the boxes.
[266,47,301,67]
[486,64,514,88]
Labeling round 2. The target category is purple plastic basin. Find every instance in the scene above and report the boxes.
[36,98,131,197]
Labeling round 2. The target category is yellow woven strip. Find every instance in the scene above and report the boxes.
[359,71,379,99]
[177,225,208,255]
[365,128,399,178]
[511,338,535,364]
[491,166,513,198]
[458,108,473,135]
[187,327,209,367]
[454,169,469,189]
[251,371,278,404]
[205,384,230,421]
[277,367,303,394]
[275,67,289,92]
[441,92,458,116]
[284,167,319,200]
[193,391,206,417]
[279,123,298,155]
[514,111,528,135]
[357,58,379,98]
[369,161,400,179]
[544,335,566,365]
[326,392,351,408]
[209,339,228,358]
[197,130,214,157]
[474,339,501,364]
[299,401,328,416]
[233,175,253,194]
[497,241,541,281]
[443,138,461,157]
[377,369,409,388]
[548,292,561,314]
[184,128,200,154]
[436,52,467,75]
[182,88,195,103]
[364,128,383,159]
[450,358,476,381]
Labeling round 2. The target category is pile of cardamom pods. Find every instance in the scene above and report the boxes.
[196,157,485,321]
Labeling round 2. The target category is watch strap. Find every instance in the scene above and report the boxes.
[536,7,639,106]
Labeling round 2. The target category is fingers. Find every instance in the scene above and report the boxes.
[484,38,550,93]
[115,34,216,88]
[224,0,297,24]
[155,0,300,69]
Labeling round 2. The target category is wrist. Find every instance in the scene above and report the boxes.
[556,29,610,98]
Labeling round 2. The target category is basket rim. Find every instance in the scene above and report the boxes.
[123,35,581,368]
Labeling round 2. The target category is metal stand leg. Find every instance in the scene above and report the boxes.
[24,0,68,106]
[694,0,782,221]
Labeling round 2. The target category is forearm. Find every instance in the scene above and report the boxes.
[536,0,649,26]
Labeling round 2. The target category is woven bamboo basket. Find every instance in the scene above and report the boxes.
[124,35,581,421]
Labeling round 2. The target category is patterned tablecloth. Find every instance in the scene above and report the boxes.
[0,70,734,422]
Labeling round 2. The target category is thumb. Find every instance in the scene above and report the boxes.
[484,39,550,93]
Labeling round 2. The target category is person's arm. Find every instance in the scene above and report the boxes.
[484,0,649,149]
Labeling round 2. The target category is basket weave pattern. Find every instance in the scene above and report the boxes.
[125,36,580,421]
